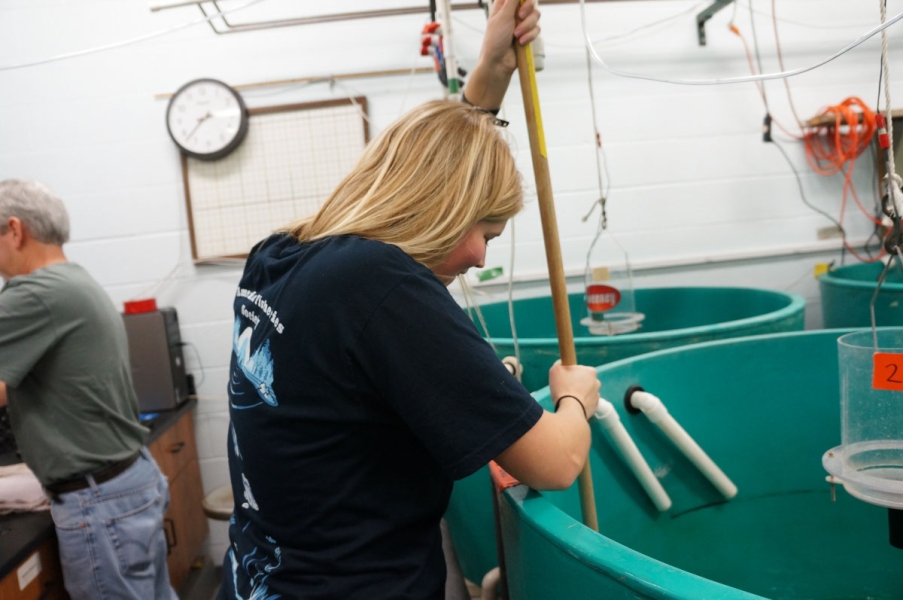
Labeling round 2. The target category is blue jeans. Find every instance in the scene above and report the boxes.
[48,448,178,600]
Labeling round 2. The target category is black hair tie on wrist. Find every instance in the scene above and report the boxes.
[554,394,588,419]
[461,92,509,127]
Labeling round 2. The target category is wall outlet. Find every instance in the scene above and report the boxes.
[816,225,844,240]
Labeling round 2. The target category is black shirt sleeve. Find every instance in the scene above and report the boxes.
[351,267,542,480]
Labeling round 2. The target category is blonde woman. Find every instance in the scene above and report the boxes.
[220,3,601,599]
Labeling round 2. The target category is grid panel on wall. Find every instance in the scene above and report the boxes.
[182,97,369,261]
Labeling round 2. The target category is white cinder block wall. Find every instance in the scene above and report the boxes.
[1,0,900,563]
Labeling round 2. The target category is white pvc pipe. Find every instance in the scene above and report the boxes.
[501,356,523,380]
[630,390,738,500]
[595,399,672,511]
[436,0,461,98]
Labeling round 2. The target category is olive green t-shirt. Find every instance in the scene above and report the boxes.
[0,262,147,486]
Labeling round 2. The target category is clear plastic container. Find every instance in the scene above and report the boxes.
[580,232,643,336]
[823,328,903,509]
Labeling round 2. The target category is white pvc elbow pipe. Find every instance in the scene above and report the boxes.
[629,390,738,500]
[595,399,672,511]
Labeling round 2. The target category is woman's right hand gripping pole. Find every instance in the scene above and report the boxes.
[494,360,600,490]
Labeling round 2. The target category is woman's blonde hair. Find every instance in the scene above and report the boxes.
[286,100,522,270]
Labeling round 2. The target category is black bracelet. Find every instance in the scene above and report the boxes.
[461,92,501,115]
[461,93,509,127]
[554,395,588,419]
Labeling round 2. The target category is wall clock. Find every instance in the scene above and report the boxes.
[166,78,249,161]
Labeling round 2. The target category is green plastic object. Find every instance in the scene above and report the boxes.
[447,287,805,584]
[469,287,805,392]
[476,266,504,282]
[820,262,903,328]
[499,330,903,599]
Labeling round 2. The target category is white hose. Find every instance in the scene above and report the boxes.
[629,390,737,500]
[595,399,672,511]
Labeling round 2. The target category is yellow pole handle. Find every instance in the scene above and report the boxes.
[515,28,599,532]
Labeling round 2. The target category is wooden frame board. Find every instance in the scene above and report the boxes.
[181,97,370,261]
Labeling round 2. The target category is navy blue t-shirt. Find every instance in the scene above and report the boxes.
[220,234,542,600]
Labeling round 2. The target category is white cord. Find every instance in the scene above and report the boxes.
[507,217,521,381]
[579,0,903,86]
[881,0,902,218]
[737,0,877,30]
[327,79,370,124]
[459,276,495,351]
[457,3,705,51]
[0,0,266,72]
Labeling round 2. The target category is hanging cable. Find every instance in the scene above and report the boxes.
[870,0,903,348]
[581,43,611,289]
[879,0,902,218]
[803,98,881,234]
[726,13,801,139]
[771,0,806,131]
[507,218,522,382]
[725,2,879,262]
[0,0,266,72]
[747,0,767,109]
[460,276,495,352]
[578,0,903,86]
[772,138,884,264]
[738,1,876,31]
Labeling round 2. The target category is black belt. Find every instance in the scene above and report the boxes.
[45,451,142,496]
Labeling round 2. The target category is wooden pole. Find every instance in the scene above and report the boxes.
[515,34,599,532]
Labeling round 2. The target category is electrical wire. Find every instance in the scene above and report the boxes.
[737,1,877,30]
[581,43,614,298]
[0,0,266,72]
[455,2,706,50]
[181,341,206,389]
[579,0,903,86]
[803,99,881,238]
[506,218,522,382]
[747,0,767,109]
[732,0,885,263]
[771,0,806,131]
[772,138,884,264]
[460,276,495,352]
[726,18,800,138]
[879,0,902,218]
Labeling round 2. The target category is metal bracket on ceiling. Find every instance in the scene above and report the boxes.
[696,0,733,46]
[149,0,616,35]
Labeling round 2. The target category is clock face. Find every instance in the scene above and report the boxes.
[166,78,249,161]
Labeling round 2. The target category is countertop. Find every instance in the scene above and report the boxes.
[0,398,197,580]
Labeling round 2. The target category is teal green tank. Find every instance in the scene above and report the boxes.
[498,329,902,599]
[447,287,805,584]
[469,287,805,392]
[820,262,903,328]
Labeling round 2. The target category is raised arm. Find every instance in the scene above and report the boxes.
[494,361,600,490]
[464,0,541,111]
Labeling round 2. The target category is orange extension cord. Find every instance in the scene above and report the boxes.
[803,98,887,262]
[731,11,888,263]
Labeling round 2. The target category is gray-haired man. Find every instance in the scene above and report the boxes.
[0,179,176,600]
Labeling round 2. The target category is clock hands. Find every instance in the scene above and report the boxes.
[166,79,248,160]
[185,111,212,141]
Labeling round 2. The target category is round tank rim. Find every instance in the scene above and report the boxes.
[501,485,766,599]
[512,329,863,598]
[819,267,903,291]
[529,328,860,403]
[483,288,806,347]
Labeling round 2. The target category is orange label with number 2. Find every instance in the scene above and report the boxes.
[873,353,903,391]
